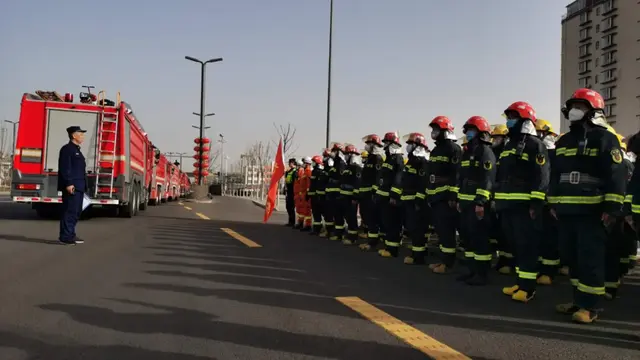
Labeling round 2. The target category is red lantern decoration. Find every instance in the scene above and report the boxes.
[192,153,210,160]
[193,145,211,152]
[194,161,209,169]
[194,137,211,144]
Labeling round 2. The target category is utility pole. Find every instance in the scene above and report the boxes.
[218,134,226,181]
[325,0,334,148]
[4,120,18,168]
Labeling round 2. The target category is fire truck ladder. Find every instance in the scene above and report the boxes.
[95,91,118,198]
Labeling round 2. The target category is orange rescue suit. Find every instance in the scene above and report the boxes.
[294,166,312,227]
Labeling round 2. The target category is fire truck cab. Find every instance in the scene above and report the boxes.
[11,89,153,218]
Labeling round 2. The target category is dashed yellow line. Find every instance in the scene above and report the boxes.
[178,202,184,205]
[183,206,192,210]
[221,227,262,248]
[195,212,210,220]
[336,296,470,360]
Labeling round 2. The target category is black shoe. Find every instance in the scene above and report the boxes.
[58,240,76,245]
[73,237,85,244]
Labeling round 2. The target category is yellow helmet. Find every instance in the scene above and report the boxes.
[403,157,408,164]
[535,119,557,135]
[361,150,369,158]
[491,124,509,136]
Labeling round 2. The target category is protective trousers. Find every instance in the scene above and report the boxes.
[359,191,371,235]
[460,205,492,277]
[621,221,637,275]
[432,201,459,267]
[310,196,325,233]
[330,195,346,240]
[539,209,560,277]
[557,214,606,310]
[342,198,359,241]
[406,200,428,263]
[604,219,624,298]
[59,191,83,241]
[366,195,385,247]
[299,196,312,229]
[501,209,542,293]
[492,209,513,270]
[382,199,403,256]
[285,193,295,225]
[323,193,337,238]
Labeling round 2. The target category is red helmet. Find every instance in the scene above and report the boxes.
[464,116,491,133]
[344,144,360,154]
[362,134,383,146]
[382,132,400,145]
[330,142,344,152]
[565,88,605,111]
[504,101,537,123]
[429,116,455,131]
[311,155,323,164]
[321,148,331,157]
[403,132,428,149]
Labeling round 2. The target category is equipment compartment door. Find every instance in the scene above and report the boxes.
[44,109,99,172]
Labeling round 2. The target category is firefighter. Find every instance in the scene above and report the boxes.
[284,158,298,226]
[340,144,364,245]
[359,135,385,251]
[308,155,328,235]
[401,132,431,265]
[456,116,497,285]
[377,132,406,258]
[534,119,561,285]
[319,148,333,237]
[427,116,463,274]
[358,150,370,238]
[551,88,626,324]
[490,124,513,274]
[58,126,88,245]
[626,132,640,271]
[325,143,347,241]
[497,101,549,303]
[293,159,306,229]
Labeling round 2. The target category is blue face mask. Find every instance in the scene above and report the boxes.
[465,130,476,142]
[506,119,518,129]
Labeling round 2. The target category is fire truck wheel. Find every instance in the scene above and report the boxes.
[119,186,136,218]
[139,187,148,211]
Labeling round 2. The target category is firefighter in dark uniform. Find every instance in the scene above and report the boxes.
[426,116,463,274]
[626,132,640,271]
[551,88,626,324]
[535,119,561,286]
[358,150,370,238]
[58,126,88,245]
[490,124,513,274]
[319,148,333,237]
[401,132,431,265]
[456,116,497,285]
[284,158,298,226]
[325,143,347,241]
[377,132,405,258]
[340,144,364,245]
[604,133,633,300]
[496,101,549,304]
[308,155,328,235]
[359,135,385,251]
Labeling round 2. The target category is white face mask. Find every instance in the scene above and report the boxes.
[568,108,585,121]
[431,128,440,140]
[542,135,556,149]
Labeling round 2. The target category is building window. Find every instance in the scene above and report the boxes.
[595,75,599,84]
[602,50,617,65]
[579,76,592,88]
[602,86,616,100]
[602,33,616,48]
[596,24,600,32]
[595,41,600,50]
[579,60,591,73]
[604,104,616,117]
[601,68,616,82]
[603,0,615,14]
[580,11,590,24]
[596,7,601,16]
[579,44,591,57]
[580,28,590,40]
[603,16,615,31]
[595,58,599,67]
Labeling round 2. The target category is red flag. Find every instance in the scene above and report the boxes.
[263,138,286,223]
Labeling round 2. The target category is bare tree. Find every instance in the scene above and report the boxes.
[207,148,221,173]
[272,122,298,159]
[246,140,274,186]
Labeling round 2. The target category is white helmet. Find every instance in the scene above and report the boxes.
[296,159,303,166]
[303,156,312,164]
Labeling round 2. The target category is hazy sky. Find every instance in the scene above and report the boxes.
[1,0,568,171]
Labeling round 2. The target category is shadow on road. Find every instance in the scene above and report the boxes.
[0,330,217,360]
[0,233,60,245]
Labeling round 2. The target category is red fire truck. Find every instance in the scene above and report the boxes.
[10,89,155,218]
[148,152,168,205]
[166,162,181,201]
[179,172,191,198]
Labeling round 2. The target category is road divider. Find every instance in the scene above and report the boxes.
[335,296,470,360]
[221,227,261,248]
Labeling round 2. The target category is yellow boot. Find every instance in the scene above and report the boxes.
[536,275,552,285]
[379,249,393,258]
[359,243,372,251]
[497,266,512,275]
[404,256,415,265]
[502,285,519,296]
[428,263,441,270]
[511,290,535,303]
[319,228,328,237]
[558,266,569,276]
[432,263,449,274]
[342,239,355,245]
[572,309,597,324]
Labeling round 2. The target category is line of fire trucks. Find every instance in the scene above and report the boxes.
[8,88,206,218]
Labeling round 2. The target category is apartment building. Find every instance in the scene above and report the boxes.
[560,0,640,137]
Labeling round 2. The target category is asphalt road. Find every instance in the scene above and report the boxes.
[0,196,638,360]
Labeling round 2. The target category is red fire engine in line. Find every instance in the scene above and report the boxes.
[10,89,190,218]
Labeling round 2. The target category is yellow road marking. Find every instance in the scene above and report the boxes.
[184,206,192,210]
[195,212,210,220]
[336,296,470,360]
[178,202,184,205]
[221,228,262,248]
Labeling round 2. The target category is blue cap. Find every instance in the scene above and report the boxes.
[66,126,87,134]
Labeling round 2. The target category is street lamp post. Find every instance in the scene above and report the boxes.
[4,120,18,168]
[165,152,188,171]
[185,55,223,185]
[218,134,226,180]
[325,0,334,149]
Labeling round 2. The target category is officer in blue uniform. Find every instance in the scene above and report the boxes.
[58,126,87,245]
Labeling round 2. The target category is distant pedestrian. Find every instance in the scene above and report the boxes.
[58,126,87,245]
